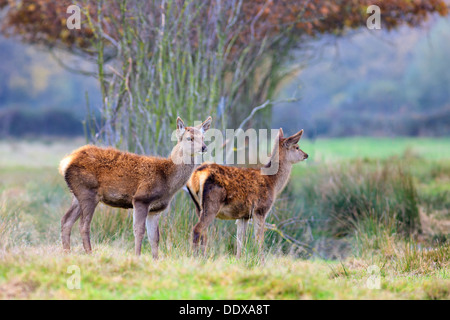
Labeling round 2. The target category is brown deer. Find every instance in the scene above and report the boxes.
[59,116,212,258]
[186,128,307,259]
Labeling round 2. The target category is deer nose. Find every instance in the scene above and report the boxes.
[202,144,207,152]
[304,154,309,159]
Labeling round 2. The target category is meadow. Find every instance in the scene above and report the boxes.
[0,137,449,299]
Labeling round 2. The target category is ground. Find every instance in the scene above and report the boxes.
[0,137,449,299]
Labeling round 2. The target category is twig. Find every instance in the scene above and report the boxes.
[237,100,271,131]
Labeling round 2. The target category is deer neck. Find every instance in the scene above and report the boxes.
[266,152,292,195]
[168,143,198,191]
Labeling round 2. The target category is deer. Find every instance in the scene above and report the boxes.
[186,128,308,260]
[59,116,212,258]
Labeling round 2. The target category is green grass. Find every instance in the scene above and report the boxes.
[299,137,450,162]
[0,137,449,299]
[0,246,448,299]
[1,244,449,299]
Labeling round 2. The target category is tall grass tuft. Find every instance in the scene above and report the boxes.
[301,162,420,237]
[267,161,422,257]
[90,205,134,246]
[0,192,38,249]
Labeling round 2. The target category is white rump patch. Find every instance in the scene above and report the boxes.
[59,155,74,176]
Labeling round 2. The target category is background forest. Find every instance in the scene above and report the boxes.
[0,1,449,140]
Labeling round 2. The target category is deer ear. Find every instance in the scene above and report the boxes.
[176,117,186,138]
[278,128,284,140]
[284,129,304,147]
[200,116,212,133]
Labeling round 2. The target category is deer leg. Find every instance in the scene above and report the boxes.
[61,196,82,252]
[193,210,217,256]
[78,192,98,254]
[133,201,150,256]
[146,213,160,259]
[253,213,267,263]
[193,185,224,256]
[236,218,249,259]
[194,205,201,218]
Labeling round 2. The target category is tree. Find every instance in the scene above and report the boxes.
[1,0,447,153]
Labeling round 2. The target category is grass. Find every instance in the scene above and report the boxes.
[0,245,448,299]
[290,162,421,237]
[0,137,449,299]
[300,137,450,162]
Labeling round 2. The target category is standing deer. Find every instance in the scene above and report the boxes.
[59,116,212,258]
[186,128,308,259]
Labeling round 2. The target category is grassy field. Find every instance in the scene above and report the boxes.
[302,137,450,161]
[0,137,449,299]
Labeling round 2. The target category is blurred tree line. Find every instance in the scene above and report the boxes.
[0,0,448,147]
[0,35,101,138]
[274,15,450,137]
[0,108,84,137]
